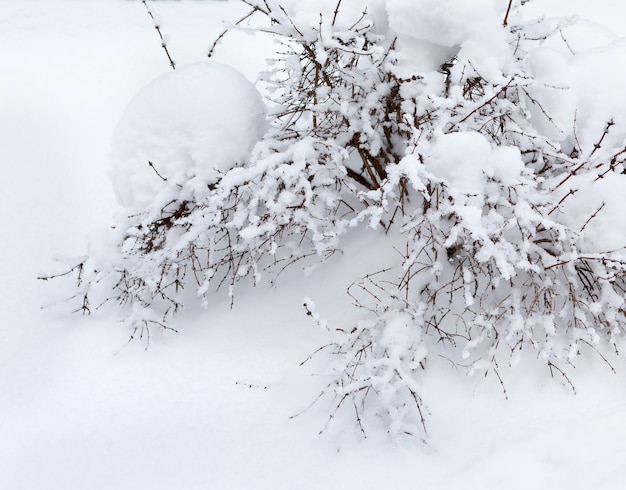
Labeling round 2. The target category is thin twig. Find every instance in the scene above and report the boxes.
[148,161,167,181]
[332,0,343,26]
[142,0,176,70]
[208,6,262,58]
[449,79,514,130]
[503,0,514,27]
[580,202,605,233]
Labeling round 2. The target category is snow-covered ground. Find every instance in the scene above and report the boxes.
[2,1,626,488]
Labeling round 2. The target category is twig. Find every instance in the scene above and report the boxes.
[148,161,167,181]
[580,202,605,233]
[547,361,576,394]
[503,0,514,27]
[589,120,615,159]
[332,0,343,26]
[235,381,269,389]
[37,260,85,282]
[142,0,176,70]
[572,110,582,155]
[559,29,576,56]
[208,6,262,58]
[449,79,514,130]
[354,403,366,436]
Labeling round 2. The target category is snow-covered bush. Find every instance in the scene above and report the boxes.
[45,0,626,437]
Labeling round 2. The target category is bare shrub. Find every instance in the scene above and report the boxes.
[43,0,626,437]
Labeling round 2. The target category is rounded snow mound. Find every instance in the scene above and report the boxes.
[110,62,266,211]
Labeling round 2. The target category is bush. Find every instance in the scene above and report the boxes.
[44,0,626,437]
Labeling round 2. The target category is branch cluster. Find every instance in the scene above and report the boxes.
[45,0,626,437]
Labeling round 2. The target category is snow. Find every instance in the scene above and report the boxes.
[3,1,626,489]
[387,0,508,76]
[560,173,626,252]
[426,131,524,194]
[569,39,626,147]
[110,61,266,210]
[527,46,577,141]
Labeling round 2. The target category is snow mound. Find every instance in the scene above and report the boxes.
[387,0,508,77]
[110,62,266,211]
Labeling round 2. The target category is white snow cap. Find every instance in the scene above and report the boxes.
[426,132,524,195]
[387,0,508,77]
[110,62,267,210]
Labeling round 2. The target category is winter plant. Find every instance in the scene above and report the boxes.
[43,0,626,438]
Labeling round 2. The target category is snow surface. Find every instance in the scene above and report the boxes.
[3,1,626,489]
